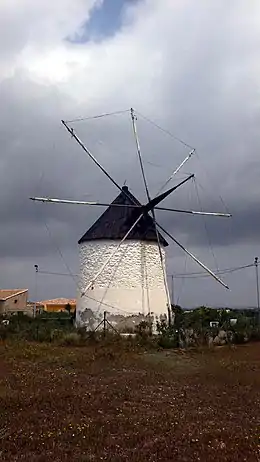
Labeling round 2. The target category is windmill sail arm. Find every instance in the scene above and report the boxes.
[156,206,231,217]
[30,197,231,218]
[144,174,194,212]
[156,149,195,196]
[60,119,231,291]
[61,120,125,194]
[156,223,229,289]
[30,197,99,205]
[130,107,172,321]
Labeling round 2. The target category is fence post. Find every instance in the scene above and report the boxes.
[103,311,107,337]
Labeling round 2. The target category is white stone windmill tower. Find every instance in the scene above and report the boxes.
[77,184,169,329]
[31,108,231,330]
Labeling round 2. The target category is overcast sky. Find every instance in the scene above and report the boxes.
[1,0,260,308]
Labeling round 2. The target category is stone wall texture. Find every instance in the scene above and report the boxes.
[77,240,168,329]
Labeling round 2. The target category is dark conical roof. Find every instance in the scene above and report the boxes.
[78,186,168,247]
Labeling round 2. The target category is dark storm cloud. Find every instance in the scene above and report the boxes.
[157,200,260,249]
[0,67,259,262]
[0,75,130,257]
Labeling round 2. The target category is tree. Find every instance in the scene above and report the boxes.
[65,303,71,315]
[171,304,184,329]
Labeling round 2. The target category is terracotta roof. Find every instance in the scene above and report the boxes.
[27,301,44,307]
[78,185,168,247]
[0,289,28,301]
[39,298,76,305]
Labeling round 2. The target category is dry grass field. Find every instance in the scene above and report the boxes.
[0,341,260,461]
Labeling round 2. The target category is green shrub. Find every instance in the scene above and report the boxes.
[232,331,247,344]
[157,333,179,349]
[135,320,152,337]
[156,318,180,349]
[49,329,65,342]
[250,327,260,341]
[59,332,81,346]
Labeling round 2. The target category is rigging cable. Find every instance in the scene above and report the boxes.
[61,117,229,289]
[39,270,78,277]
[193,176,220,274]
[64,109,130,124]
[95,240,132,316]
[175,180,194,305]
[172,263,254,279]
[195,177,235,265]
[176,255,187,306]
[38,263,255,279]
[130,108,171,320]
[135,110,195,150]
[38,222,136,317]
[38,208,142,317]
[43,220,79,288]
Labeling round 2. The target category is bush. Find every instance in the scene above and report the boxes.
[250,327,260,342]
[59,332,81,346]
[156,319,180,349]
[49,329,65,342]
[0,312,76,343]
[232,331,247,344]
[135,320,152,337]
[157,333,179,349]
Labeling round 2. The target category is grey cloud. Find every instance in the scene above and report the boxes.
[1,1,260,308]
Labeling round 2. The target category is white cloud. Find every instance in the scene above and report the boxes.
[0,0,98,78]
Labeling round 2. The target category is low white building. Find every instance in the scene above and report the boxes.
[77,185,169,331]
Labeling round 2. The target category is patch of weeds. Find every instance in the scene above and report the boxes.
[59,332,81,346]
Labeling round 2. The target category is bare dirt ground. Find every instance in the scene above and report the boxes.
[0,341,260,461]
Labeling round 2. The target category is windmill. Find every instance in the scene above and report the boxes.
[31,108,231,331]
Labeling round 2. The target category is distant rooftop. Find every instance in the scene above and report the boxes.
[78,185,168,247]
[38,298,76,305]
[0,289,28,301]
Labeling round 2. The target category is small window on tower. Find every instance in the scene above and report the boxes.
[14,299,17,304]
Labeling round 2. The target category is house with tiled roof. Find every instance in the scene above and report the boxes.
[0,289,29,316]
[38,298,76,313]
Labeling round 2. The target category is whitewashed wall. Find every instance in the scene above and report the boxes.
[76,240,168,329]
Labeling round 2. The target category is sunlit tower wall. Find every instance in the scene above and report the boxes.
[76,186,169,330]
